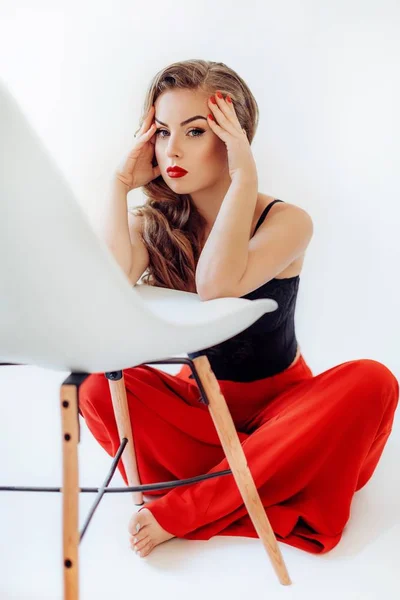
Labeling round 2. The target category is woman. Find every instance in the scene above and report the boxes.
[78,59,399,558]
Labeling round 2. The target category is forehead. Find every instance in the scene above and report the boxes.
[154,88,209,116]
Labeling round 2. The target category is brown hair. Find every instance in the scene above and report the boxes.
[129,59,259,293]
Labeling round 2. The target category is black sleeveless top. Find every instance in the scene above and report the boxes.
[188,200,300,382]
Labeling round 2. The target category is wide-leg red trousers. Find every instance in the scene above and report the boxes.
[78,354,399,554]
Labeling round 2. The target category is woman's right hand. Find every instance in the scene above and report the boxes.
[115,105,161,192]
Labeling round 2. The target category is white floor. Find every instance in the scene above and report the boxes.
[0,362,399,600]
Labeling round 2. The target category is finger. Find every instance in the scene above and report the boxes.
[135,106,155,138]
[207,113,230,142]
[143,122,157,138]
[208,96,238,136]
[225,94,246,133]
[136,122,157,143]
[209,93,243,136]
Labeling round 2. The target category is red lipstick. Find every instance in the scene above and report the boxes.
[167,166,188,178]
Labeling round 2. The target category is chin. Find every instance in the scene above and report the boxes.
[167,179,190,188]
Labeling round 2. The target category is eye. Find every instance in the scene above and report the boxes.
[155,128,205,138]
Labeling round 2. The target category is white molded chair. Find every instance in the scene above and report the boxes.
[0,79,292,598]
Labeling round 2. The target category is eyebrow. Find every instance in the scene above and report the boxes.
[154,115,208,127]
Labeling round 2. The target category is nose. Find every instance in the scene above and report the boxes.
[165,134,183,158]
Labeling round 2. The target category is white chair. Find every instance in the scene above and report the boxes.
[0,79,292,598]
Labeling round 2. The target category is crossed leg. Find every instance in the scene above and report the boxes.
[130,359,399,555]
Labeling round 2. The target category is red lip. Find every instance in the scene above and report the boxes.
[167,166,188,174]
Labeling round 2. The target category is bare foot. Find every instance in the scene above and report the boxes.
[128,507,175,557]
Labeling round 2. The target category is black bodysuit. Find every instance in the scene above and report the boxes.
[188,200,300,382]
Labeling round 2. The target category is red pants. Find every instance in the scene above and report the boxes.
[78,354,399,554]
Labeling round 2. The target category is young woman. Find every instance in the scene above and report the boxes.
[78,59,399,558]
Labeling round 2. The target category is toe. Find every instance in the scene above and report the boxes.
[130,526,149,545]
[128,518,139,536]
[128,515,145,537]
[128,507,153,536]
[138,539,154,557]
[137,507,153,524]
[130,536,138,551]
[135,535,151,552]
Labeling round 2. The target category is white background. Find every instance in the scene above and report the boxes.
[1,1,399,598]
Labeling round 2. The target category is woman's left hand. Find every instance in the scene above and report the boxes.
[207,91,258,185]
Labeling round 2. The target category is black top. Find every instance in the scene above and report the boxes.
[188,200,300,382]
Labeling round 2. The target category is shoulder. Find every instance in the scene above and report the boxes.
[259,193,309,213]
[258,193,313,225]
[256,193,314,255]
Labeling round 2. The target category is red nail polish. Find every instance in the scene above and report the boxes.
[210,96,217,104]
[216,91,223,98]
[208,113,215,121]
[226,94,232,103]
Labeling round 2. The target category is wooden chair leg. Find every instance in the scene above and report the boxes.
[107,372,144,506]
[61,383,80,600]
[193,356,292,586]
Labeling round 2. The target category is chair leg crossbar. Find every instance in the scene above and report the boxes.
[1,355,292,599]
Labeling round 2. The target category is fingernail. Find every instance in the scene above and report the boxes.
[226,94,232,103]
[210,95,217,104]
[136,524,141,533]
[216,91,223,98]
[133,538,138,544]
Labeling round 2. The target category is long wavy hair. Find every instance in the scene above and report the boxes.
[129,59,259,292]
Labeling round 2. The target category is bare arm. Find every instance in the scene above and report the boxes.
[99,178,134,275]
[195,176,258,299]
[126,212,150,286]
[99,177,149,285]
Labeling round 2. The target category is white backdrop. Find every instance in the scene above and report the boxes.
[1,2,400,599]
[1,0,399,377]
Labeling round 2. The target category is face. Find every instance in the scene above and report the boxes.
[153,88,229,192]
